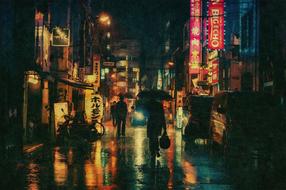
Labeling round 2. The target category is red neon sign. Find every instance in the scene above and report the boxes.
[189,0,202,74]
[208,0,224,50]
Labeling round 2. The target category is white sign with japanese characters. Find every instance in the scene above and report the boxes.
[85,90,103,124]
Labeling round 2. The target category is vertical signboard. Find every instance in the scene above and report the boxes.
[208,0,225,50]
[207,50,219,84]
[208,59,219,84]
[189,0,202,74]
[157,70,163,90]
[93,55,101,88]
[85,90,103,124]
[176,107,183,129]
[35,10,51,72]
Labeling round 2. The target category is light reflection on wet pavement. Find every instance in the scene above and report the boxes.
[7,121,284,190]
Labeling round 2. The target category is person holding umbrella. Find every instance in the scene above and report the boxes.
[138,90,172,159]
[145,97,167,158]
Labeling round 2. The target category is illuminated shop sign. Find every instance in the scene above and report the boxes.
[85,90,103,124]
[52,27,70,47]
[93,55,101,88]
[208,0,224,50]
[189,0,202,74]
[208,58,219,84]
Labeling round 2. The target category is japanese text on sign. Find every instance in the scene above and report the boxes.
[93,55,101,88]
[85,90,103,124]
[189,0,202,74]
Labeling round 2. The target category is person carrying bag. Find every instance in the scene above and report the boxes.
[146,98,169,158]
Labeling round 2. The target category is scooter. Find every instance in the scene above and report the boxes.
[57,110,104,145]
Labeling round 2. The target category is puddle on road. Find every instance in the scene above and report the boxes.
[53,149,68,186]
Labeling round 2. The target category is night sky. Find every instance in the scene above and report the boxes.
[103,0,188,48]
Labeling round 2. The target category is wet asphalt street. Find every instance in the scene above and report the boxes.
[3,121,286,190]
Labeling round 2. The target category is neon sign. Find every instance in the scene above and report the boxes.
[189,0,202,74]
[208,0,224,50]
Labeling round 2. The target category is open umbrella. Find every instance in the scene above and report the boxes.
[137,89,173,101]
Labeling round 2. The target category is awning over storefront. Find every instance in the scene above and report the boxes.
[57,77,94,89]
[37,70,94,89]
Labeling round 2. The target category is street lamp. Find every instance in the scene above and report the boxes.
[98,13,111,26]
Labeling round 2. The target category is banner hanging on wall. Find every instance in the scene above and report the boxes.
[189,0,202,74]
[208,0,225,50]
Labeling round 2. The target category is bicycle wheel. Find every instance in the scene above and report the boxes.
[94,121,105,137]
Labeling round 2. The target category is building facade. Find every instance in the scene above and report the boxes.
[110,39,141,101]
[259,0,286,100]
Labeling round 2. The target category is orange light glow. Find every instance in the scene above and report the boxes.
[84,161,97,187]
[27,74,40,84]
[54,150,68,185]
[168,61,174,67]
[111,73,116,79]
[183,161,197,184]
[99,13,111,26]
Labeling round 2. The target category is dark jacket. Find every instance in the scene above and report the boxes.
[146,99,166,138]
[111,104,117,115]
[116,100,128,119]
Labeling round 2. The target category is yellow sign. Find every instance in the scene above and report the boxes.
[85,90,103,124]
[84,75,97,83]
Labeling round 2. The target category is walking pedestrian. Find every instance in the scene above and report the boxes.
[145,98,167,158]
[110,101,117,127]
[116,95,128,137]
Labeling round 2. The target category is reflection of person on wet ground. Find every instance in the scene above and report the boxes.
[145,98,167,159]
[110,101,117,127]
[149,165,171,189]
[116,95,128,137]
